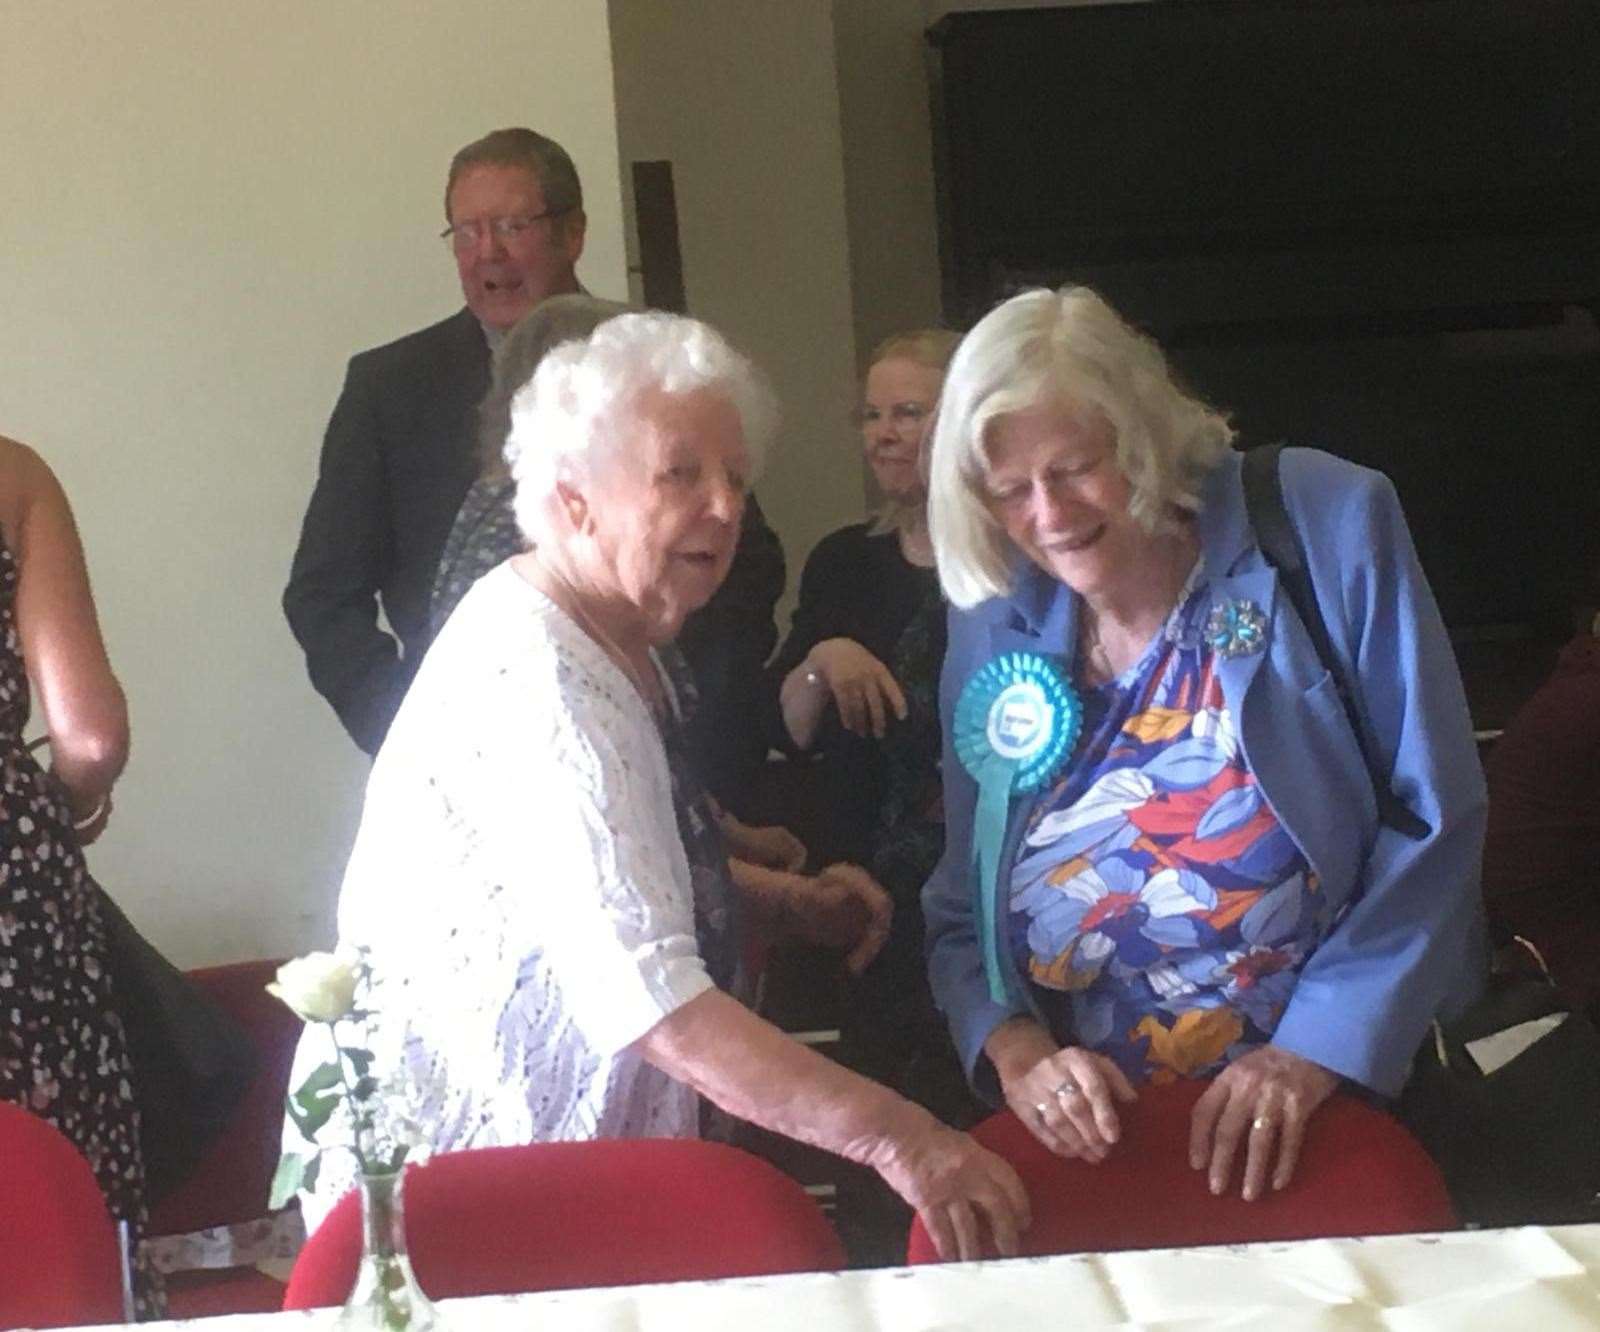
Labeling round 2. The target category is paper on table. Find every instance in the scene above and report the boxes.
[1465,1013,1567,1075]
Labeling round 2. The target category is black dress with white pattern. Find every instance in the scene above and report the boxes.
[0,538,160,1315]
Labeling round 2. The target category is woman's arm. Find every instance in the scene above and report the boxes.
[636,987,1029,1261]
[1267,457,1487,1094]
[3,440,128,828]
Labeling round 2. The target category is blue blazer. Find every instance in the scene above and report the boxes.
[923,447,1486,1099]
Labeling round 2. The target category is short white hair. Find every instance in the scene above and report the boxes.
[506,311,778,543]
[928,286,1235,609]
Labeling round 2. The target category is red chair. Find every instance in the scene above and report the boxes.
[906,1079,1458,1263]
[283,1138,845,1307]
[0,1102,125,1330]
[145,959,303,1317]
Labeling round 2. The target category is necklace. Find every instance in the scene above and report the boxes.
[529,555,664,715]
[1078,611,1117,685]
[1078,555,1206,685]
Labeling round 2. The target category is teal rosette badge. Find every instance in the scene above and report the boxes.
[954,651,1082,1002]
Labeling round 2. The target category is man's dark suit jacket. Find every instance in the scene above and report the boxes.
[284,306,786,806]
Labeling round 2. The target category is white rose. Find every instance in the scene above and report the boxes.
[266,952,360,1023]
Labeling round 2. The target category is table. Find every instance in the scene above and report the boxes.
[68,1224,1600,1330]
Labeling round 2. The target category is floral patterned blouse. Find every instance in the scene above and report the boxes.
[1008,575,1324,1086]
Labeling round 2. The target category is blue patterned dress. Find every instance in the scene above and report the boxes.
[1008,577,1327,1086]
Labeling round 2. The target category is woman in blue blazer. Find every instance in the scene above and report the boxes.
[922,287,1484,1203]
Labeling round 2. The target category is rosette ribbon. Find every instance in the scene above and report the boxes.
[953,651,1082,1003]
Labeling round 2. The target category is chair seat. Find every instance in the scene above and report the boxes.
[907,1079,1457,1263]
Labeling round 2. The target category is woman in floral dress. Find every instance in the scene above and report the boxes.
[923,288,1486,1203]
[0,434,159,1313]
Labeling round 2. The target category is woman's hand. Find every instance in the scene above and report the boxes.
[868,1112,1032,1261]
[728,859,892,973]
[1188,1045,1338,1201]
[992,1024,1145,1159]
[801,638,908,740]
[716,811,807,872]
[781,863,892,974]
[814,863,892,974]
[640,990,1028,1265]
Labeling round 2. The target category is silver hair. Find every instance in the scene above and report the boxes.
[506,311,778,544]
[928,286,1235,609]
[479,294,633,480]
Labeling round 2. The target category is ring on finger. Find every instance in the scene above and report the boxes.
[1252,1115,1274,1132]
[1033,1102,1051,1123]
[1053,1078,1082,1100]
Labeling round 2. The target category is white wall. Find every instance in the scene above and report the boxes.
[608,2,863,609]
[0,0,628,965]
[832,0,946,355]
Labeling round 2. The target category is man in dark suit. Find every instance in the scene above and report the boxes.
[285,128,784,804]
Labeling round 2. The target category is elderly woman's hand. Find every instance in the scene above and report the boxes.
[716,811,808,872]
[986,1016,1137,1163]
[776,863,892,974]
[869,1110,1032,1261]
[802,637,908,739]
[814,863,893,974]
[1189,1045,1339,1201]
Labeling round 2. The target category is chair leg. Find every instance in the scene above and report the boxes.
[117,1219,137,1323]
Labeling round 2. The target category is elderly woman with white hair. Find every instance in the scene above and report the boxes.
[285,312,1028,1260]
[922,286,1485,1205]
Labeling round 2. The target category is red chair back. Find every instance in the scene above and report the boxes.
[0,1102,124,1329]
[147,958,302,1236]
[146,959,302,1318]
[907,1080,1457,1263]
[283,1138,844,1306]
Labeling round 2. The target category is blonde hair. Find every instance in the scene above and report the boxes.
[928,286,1235,609]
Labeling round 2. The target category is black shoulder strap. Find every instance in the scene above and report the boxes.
[1241,445,1429,841]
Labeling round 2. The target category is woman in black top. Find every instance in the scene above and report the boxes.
[770,331,957,861]
[768,331,977,1115]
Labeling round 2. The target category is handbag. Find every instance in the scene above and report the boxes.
[94,884,258,1204]
[1396,939,1600,1226]
[1243,444,1600,1226]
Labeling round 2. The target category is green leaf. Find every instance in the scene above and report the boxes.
[342,1047,374,1077]
[289,1062,343,1139]
[268,1151,310,1211]
[297,1092,340,1139]
[295,1060,343,1101]
[302,1152,321,1195]
[352,1075,378,1101]
[386,1144,409,1172]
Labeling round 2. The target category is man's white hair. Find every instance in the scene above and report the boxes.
[506,311,777,543]
[928,286,1235,609]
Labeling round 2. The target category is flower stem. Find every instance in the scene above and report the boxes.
[325,1021,374,1176]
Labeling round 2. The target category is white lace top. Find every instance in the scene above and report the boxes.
[285,563,714,1232]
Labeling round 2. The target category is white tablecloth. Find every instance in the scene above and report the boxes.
[75,1224,1600,1330]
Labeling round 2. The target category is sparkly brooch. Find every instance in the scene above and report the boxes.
[1204,598,1268,658]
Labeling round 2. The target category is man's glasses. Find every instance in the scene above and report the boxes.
[440,208,570,252]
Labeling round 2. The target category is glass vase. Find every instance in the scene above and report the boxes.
[337,1166,440,1331]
